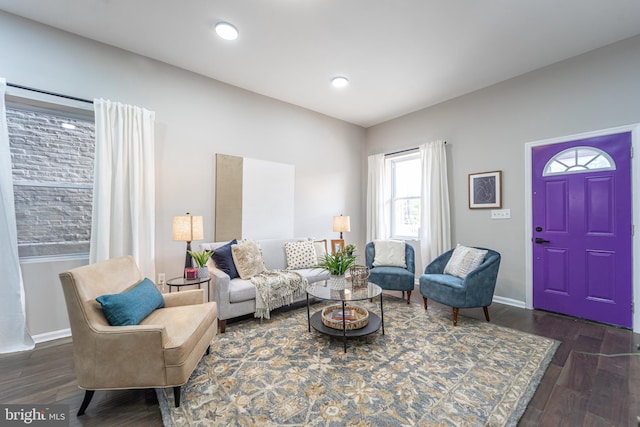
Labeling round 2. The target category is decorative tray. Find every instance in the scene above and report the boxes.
[321,305,369,330]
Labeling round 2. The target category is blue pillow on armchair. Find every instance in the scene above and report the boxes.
[96,278,164,326]
[211,239,240,279]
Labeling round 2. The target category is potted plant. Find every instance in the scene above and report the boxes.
[344,243,356,257]
[315,250,356,289]
[188,249,213,278]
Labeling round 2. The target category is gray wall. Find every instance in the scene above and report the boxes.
[366,34,640,302]
[4,9,639,338]
[0,12,366,338]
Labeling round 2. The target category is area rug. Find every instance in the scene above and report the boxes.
[156,296,558,426]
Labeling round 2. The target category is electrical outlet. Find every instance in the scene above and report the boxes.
[491,209,511,219]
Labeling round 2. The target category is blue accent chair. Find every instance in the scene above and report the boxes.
[365,242,415,304]
[419,247,501,326]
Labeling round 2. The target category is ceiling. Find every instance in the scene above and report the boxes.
[2,1,640,128]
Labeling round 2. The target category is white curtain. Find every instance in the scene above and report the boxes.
[0,78,35,353]
[419,140,451,268]
[366,153,390,242]
[90,99,156,279]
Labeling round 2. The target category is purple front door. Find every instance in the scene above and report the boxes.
[532,132,632,328]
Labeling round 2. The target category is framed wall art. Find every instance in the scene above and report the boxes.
[330,239,344,254]
[469,170,502,209]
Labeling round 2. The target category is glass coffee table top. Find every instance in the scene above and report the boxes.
[306,281,382,302]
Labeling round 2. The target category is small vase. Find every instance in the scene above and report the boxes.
[196,267,209,279]
[329,274,346,290]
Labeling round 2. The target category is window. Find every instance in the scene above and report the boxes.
[543,146,615,176]
[7,103,95,259]
[389,153,421,238]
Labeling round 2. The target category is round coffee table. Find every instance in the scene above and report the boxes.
[306,281,384,353]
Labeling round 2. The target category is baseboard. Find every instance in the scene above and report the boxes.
[493,295,526,309]
[32,328,71,344]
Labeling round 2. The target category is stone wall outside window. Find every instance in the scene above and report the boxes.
[7,107,95,258]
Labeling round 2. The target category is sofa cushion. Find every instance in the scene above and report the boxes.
[228,278,258,303]
[285,240,317,269]
[257,239,290,270]
[295,267,331,284]
[444,244,488,279]
[96,278,164,326]
[211,239,239,279]
[141,301,218,367]
[373,240,407,268]
[232,240,267,279]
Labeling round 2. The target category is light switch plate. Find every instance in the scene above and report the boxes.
[491,209,511,219]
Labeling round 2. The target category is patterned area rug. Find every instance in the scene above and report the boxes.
[157,296,558,426]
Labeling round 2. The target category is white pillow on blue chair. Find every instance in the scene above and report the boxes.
[373,240,406,268]
[443,244,488,279]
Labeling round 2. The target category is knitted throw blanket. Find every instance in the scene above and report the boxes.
[251,270,309,320]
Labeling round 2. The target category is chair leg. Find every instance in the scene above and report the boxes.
[406,290,412,304]
[452,308,459,326]
[173,386,181,407]
[219,319,227,334]
[77,390,95,416]
[483,306,490,322]
[422,297,428,310]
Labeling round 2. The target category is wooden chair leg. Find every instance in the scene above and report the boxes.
[452,308,459,326]
[406,290,412,304]
[219,319,227,334]
[422,297,428,310]
[77,390,95,416]
[483,306,490,322]
[173,386,181,407]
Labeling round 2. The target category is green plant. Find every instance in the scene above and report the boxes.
[188,249,213,268]
[315,251,356,275]
[344,244,356,256]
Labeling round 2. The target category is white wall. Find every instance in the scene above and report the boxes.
[367,34,640,303]
[242,158,295,239]
[0,12,366,339]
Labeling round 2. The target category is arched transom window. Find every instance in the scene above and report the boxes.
[543,146,616,176]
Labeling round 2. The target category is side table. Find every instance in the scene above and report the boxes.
[166,276,211,302]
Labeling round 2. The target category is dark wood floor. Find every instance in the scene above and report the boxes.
[1,290,639,426]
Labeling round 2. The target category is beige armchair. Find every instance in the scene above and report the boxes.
[59,256,218,415]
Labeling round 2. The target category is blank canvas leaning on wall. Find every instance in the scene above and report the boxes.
[215,154,294,241]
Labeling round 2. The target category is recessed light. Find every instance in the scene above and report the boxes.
[331,76,349,88]
[61,123,76,130]
[215,22,239,41]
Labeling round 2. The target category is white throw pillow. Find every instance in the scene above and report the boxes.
[443,244,488,279]
[372,240,406,268]
[285,240,317,269]
[231,240,267,279]
[313,240,327,260]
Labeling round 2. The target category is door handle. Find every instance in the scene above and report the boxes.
[535,237,550,244]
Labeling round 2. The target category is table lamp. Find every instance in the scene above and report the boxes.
[333,214,350,239]
[172,212,204,277]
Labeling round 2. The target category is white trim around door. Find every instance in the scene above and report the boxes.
[524,123,640,333]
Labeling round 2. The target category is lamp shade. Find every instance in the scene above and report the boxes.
[333,215,351,233]
[172,213,204,242]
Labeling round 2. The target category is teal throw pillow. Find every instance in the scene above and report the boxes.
[96,278,165,326]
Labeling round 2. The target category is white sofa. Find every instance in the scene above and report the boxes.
[200,238,330,333]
